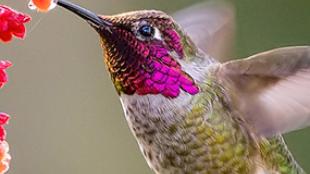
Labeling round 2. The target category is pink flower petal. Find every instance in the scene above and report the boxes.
[0,113,9,141]
[0,60,12,88]
[0,5,31,42]
[0,113,9,126]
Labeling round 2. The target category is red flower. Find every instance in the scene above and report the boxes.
[0,63,11,174]
[0,60,12,88]
[0,4,30,174]
[0,5,31,42]
[0,65,11,174]
[0,113,9,141]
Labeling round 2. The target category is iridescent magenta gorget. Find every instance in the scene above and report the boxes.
[98,11,199,98]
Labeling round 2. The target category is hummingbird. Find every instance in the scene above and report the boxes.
[54,0,310,173]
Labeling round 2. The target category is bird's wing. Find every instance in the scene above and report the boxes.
[216,46,310,137]
[173,1,235,62]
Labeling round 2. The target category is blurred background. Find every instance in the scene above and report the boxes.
[0,0,310,173]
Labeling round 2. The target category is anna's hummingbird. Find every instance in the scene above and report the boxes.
[55,0,310,173]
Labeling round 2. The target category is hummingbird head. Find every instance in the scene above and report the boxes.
[57,0,200,98]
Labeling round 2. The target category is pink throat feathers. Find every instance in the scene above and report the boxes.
[101,17,199,98]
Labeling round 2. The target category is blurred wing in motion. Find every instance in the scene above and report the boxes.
[217,46,310,137]
[173,1,235,61]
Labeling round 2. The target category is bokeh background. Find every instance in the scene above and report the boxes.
[0,0,310,173]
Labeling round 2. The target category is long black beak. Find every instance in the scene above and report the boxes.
[57,0,111,29]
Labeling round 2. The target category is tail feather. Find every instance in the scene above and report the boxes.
[259,135,306,174]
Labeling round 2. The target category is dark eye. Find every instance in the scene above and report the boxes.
[138,25,155,37]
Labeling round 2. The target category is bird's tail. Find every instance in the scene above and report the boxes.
[259,135,306,174]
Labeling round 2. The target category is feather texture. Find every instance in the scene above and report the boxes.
[217,46,310,136]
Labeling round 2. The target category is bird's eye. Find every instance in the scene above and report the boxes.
[138,24,155,38]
